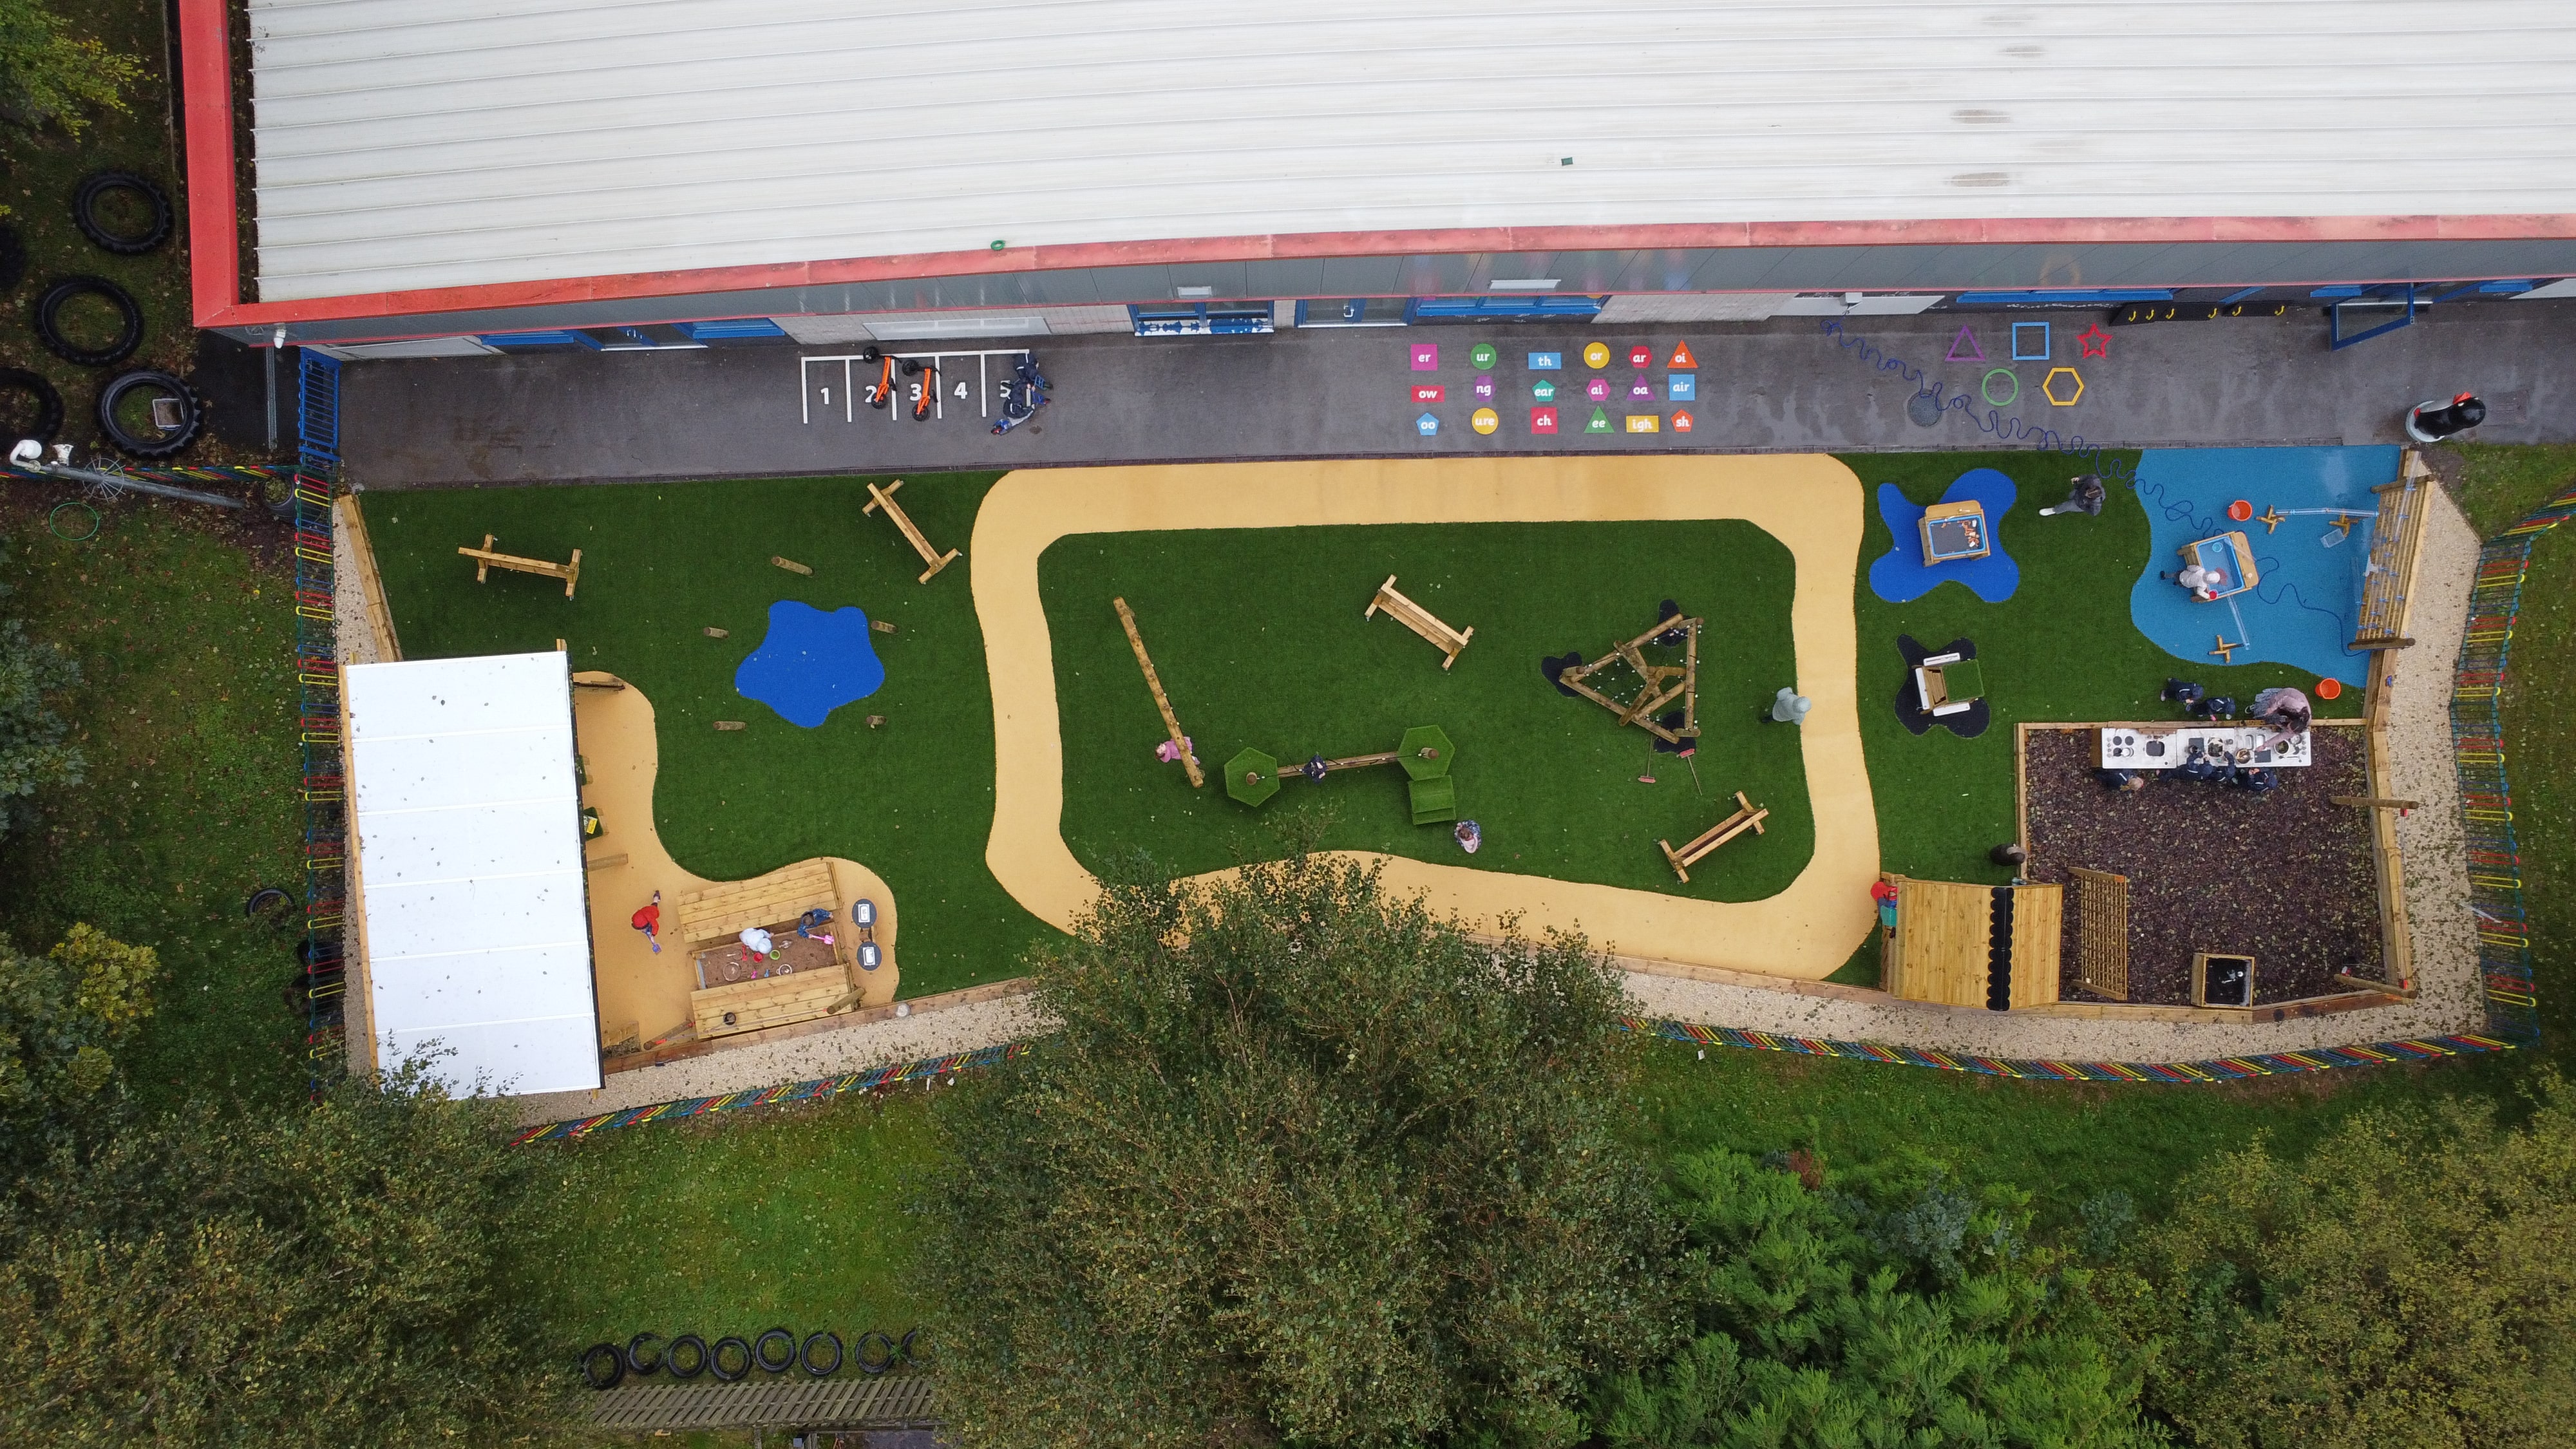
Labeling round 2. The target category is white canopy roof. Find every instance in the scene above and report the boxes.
[246,0,2576,301]
[345,651,601,1097]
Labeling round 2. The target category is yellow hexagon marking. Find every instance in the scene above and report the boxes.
[2041,366,2085,406]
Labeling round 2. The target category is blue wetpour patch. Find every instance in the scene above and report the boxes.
[735,600,886,727]
[2128,447,2398,686]
[1866,468,2022,603]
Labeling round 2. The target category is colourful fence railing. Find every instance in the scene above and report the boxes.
[294,353,346,1092]
[2452,483,2576,1045]
[511,1042,1031,1144]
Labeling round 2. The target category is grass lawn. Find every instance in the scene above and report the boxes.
[361,472,1046,999]
[0,0,201,451]
[0,504,305,1104]
[1844,450,2361,886]
[1041,520,1812,901]
[512,1089,939,1349]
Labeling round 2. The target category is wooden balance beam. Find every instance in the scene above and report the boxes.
[864,478,961,583]
[1112,596,1204,788]
[1366,575,1473,668]
[1658,791,1767,883]
[457,535,580,598]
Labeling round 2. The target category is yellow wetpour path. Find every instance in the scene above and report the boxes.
[974,456,1880,980]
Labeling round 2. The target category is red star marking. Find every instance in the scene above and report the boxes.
[2077,325,2111,359]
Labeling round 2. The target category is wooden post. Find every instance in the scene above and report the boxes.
[1112,598,1204,788]
[863,478,961,583]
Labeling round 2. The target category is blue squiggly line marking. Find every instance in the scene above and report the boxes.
[1817,319,2138,488]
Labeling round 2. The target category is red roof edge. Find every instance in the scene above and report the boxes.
[173,24,2576,337]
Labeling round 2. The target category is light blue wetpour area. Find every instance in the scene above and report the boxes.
[735,600,886,728]
[1867,468,2022,603]
[2128,446,2400,687]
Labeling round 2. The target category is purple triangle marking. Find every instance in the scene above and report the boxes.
[1945,325,1985,362]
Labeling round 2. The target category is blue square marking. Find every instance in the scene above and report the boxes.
[2011,321,2050,361]
[1416,412,1441,436]
[1528,351,1562,370]
[1667,373,1696,401]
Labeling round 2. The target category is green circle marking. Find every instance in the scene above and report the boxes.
[1470,343,1497,369]
[48,501,99,542]
[1981,368,2020,407]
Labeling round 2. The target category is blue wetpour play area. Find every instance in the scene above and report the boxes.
[735,600,887,727]
[2127,447,2400,687]
[1868,468,2022,603]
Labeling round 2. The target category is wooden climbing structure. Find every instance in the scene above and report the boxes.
[863,478,960,583]
[1112,597,1204,788]
[1556,611,1702,745]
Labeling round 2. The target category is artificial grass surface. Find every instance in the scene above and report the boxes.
[362,473,1045,999]
[0,507,305,1104]
[1040,521,1814,902]
[1842,450,2362,887]
[513,1090,937,1349]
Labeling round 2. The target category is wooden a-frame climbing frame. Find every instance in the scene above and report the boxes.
[1557,612,1702,744]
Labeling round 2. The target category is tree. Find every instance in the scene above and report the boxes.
[0,1064,567,1447]
[0,546,83,837]
[2119,1079,2576,1449]
[0,0,142,137]
[926,853,1677,1449]
[1593,1148,2163,1448]
[0,924,157,1172]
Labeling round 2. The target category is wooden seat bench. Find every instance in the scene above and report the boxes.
[458,534,581,598]
[1658,791,1768,883]
[1365,574,1473,669]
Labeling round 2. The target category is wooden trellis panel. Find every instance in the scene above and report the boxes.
[2068,866,2130,1001]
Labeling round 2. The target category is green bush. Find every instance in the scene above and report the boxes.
[0,547,82,835]
[0,1065,565,1447]
[925,851,1675,1449]
[1594,1147,2161,1448]
[2121,1077,2576,1449]
[0,0,140,138]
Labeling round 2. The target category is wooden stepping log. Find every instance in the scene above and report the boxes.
[864,478,961,583]
[772,555,814,575]
[703,626,730,638]
[714,721,746,731]
[457,534,580,598]
[1365,574,1473,669]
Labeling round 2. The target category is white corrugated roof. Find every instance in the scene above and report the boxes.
[248,1,2576,301]
[345,652,600,1097]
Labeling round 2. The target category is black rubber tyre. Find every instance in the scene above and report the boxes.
[244,886,290,917]
[580,1342,625,1390]
[799,1331,843,1378]
[73,171,172,256]
[664,1334,709,1380]
[708,1336,752,1383]
[898,1326,929,1369]
[34,276,142,367]
[624,1332,664,1377]
[0,225,24,292]
[753,1327,796,1374]
[853,1330,897,1376]
[95,370,203,459]
[0,366,64,444]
